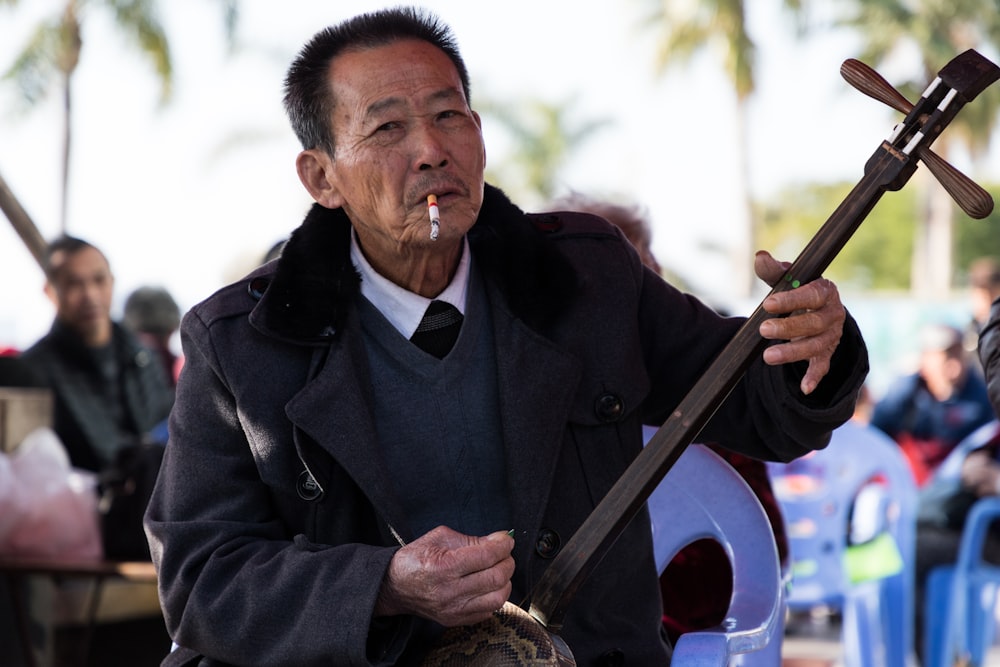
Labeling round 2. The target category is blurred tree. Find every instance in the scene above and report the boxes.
[757,180,916,290]
[477,95,611,208]
[789,0,1000,297]
[953,182,1000,280]
[639,0,803,298]
[0,0,239,234]
[757,179,1000,291]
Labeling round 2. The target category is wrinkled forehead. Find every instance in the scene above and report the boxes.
[330,39,468,106]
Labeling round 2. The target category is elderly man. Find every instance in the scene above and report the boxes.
[145,7,868,666]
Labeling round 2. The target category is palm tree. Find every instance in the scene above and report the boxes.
[478,95,612,207]
[638,0,760,297]
[1,0,239,234]
[797,0,1000,297]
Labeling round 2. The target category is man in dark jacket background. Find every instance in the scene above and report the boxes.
[146,7,868,665]
[19,235,175,662]
[22,235,174,473]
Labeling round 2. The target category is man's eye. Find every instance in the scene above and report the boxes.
[374,121,401,133]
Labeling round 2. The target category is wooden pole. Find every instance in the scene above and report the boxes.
[0,168,47,272]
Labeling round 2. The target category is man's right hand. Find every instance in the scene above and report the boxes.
[374,525,515,627]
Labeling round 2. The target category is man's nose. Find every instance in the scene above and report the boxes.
[81,281,104,303]
[413,125,449,171]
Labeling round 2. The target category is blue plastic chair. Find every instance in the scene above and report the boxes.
[766,420,918,667]
[647,440,784,665]
[924,497,1000,667]
[922,420,1000,667]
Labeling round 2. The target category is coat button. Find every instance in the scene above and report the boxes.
[594,392,624,423]
[248,277,270,300]
[296,470,323,501]
[599,649,625,666]
[535,529,561,559]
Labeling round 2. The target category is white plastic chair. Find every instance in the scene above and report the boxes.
[647,440,784,665]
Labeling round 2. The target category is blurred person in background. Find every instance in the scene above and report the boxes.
[964,257,1000,373]
[549,193,662,276]
[123,285,183,388]
[21,236,174,473]
[871,322,993,487]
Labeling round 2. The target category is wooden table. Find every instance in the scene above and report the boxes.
[0,557,158,667]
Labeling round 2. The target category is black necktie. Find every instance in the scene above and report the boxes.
[410,300,463,358]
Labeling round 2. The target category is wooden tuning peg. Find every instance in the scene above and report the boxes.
[840,58,994,219]
[840,59,912,115]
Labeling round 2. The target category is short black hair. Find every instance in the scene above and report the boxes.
[44,235,105,282]
[282,6,471,155]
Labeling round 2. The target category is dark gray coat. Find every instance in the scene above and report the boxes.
[146,185,868,666]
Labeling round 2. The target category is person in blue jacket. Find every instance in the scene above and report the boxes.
[871,322,993,486]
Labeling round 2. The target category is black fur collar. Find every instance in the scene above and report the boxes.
[256,184,575,342]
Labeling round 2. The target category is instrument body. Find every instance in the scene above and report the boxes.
[422,603,574,666]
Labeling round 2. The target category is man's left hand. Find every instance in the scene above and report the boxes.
[754,250,846,396]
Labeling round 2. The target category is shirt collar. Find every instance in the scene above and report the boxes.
[350,232,470,339]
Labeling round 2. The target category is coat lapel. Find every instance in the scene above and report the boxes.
[284,324,413,541]
[487,290,582,539]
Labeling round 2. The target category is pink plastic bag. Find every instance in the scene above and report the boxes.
[0,428,103,561]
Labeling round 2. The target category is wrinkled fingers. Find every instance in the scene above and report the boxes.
[762,278,841,317]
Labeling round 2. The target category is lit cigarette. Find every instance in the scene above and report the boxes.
[427,194,440,241]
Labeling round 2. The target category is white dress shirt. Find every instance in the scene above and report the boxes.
[349,232,470,339]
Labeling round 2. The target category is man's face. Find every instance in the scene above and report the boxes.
[310,39,486,258]
[919,345,966,401]
[45,247,114,346]
[972,285,995,325]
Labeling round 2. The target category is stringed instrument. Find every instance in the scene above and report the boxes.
[422,49,1000,666]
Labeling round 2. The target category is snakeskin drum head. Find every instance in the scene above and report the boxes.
[421,602,575,666]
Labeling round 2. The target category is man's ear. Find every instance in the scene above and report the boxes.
[296,149,344,209]
[43,281,57,306]
[472,110,487,168]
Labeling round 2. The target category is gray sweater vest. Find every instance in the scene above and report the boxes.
[357,268,511,539]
